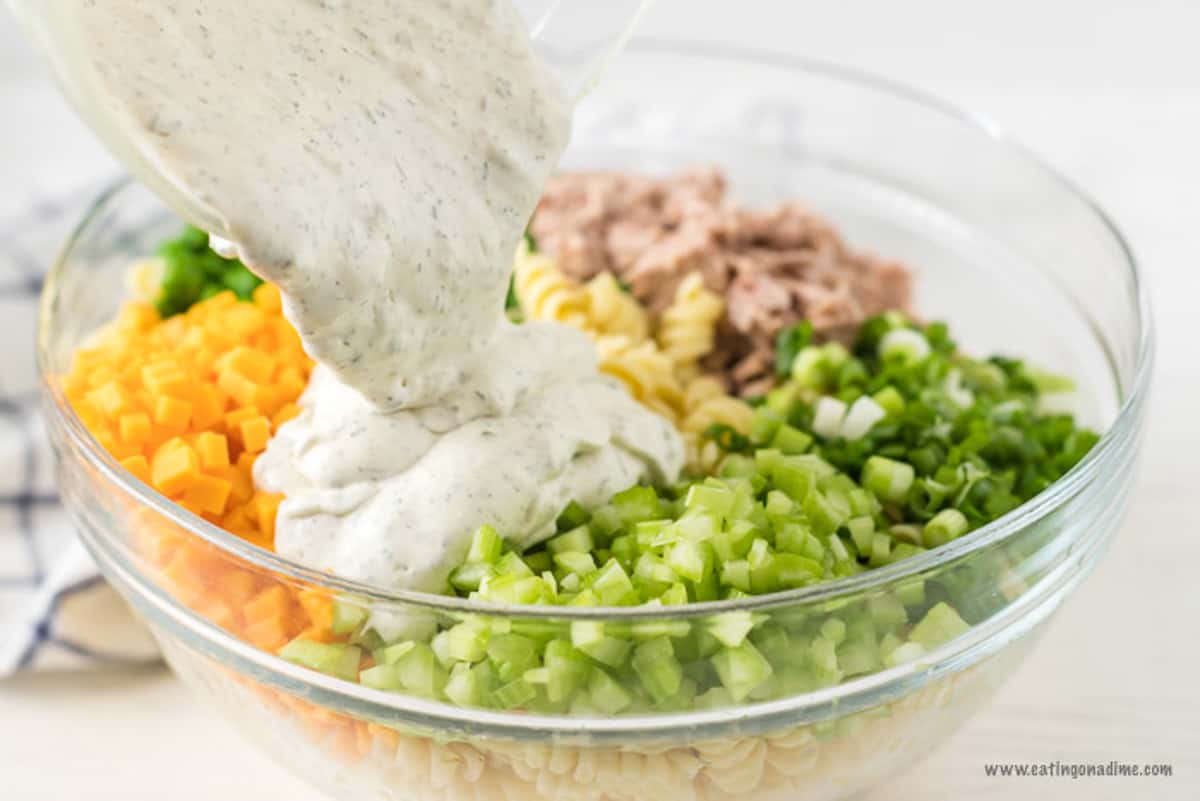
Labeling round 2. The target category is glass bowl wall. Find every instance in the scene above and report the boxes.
[38,43,1150,801]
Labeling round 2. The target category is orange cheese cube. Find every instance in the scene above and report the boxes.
[244,617,291,652]
[224,405,261,430]
[120,454,152,484]
[154,395,193,430]
[218,368,262,407]
[118,411,152,446]
[239,416,272,454]
[244,585,290,624]
[86,364,116,389]
[88,381,131,419]
[195,432,230,471]
[272,403,301,429]
[191,384,225,430]
[252,492,282,534]
[219,346,276,384]
[143,366,192,398]
[150,439,200,497]
[217,464,255,505]
[182,474,233,516]
[252,283,281,312]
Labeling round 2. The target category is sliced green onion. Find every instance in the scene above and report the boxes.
[878,328,931,364]
[862,456,915,503]
[812,396,849,440]
[923,508,970,548]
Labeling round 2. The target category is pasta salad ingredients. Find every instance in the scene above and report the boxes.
[530,168,913,396]
[151,226,263,318]
[271,312,1096,714]
[65,283,311,548]
[750,314,1100,526]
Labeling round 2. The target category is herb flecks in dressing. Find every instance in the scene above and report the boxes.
[72,0,683,592]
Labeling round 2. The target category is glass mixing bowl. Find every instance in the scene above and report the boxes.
[38,43,1151,801]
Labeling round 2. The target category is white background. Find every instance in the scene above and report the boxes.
[1,1,1198,799]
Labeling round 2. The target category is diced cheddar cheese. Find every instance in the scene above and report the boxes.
[118,411,152,446]
[151,439,200,496]
[182,474,233,516]
[239,416,272,454]
[120,454,152,484]
[154,394,193,430]
[63,285,337,673]
[195,432,230,471]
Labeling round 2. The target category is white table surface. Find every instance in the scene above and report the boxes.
[2,2,1198,799]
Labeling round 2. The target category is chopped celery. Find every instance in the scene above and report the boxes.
[278,639,361,682]
[272,314,1106,717]
[493,678,537,709]
[612,486,661,524]
[771,424,813,455]
[444,621,489,663]
[542,639,590,703]
[376,640,417,666]
[449,562,494,592]
[909,602,970,650]
[359,664,402,691]
[547,525,594,555]
[883,641,926,667]
[553,551,598,576]
[588,668,633,713]
[330,599,369,636]
[556,501,591,532]
[846,516,875,554]
[684,483,735,516]
[712,642,773,702]
[664,539,707,582]
[466,525,504,564]
[591,559,636,605]
[820,618,847,645]
[750,407,785,444]
[632,637,683,702]
[706,611,756,648]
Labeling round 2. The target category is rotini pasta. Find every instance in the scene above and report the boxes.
[201,646,994,801]
[679,375,755,473]
[594,334,685,422]
[126,257,165,304]
[584,271,650,342]
[657,272,724,376]
[511,249,745,445]
[513,242,590,327]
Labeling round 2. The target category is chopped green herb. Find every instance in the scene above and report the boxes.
[275,313,1099,717]
[703,423,752,453]
[774,320,814,377]
[153,225,263,317]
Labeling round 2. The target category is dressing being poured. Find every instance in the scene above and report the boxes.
[62,0,683,592]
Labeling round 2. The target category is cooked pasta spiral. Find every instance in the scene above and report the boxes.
[679,375,755,473]
[594,335,685,422]
[584,271,650,342]
[511,248,743,447]
[126,257,166,304]
[513,243,590,327]
[658,272,724,375]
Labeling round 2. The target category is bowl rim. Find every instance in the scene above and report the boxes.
[37,39,1153,625]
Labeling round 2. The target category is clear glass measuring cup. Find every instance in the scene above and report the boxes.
[6,0,653,235]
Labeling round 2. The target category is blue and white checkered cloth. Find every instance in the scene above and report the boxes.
[0,192,158,674]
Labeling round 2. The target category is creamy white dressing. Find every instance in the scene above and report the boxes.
[60,0,682,592]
